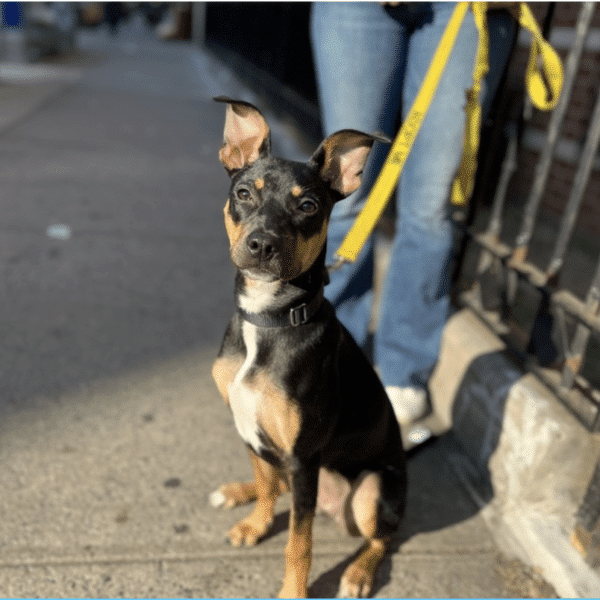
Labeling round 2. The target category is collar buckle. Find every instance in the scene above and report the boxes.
[289,303,308,326]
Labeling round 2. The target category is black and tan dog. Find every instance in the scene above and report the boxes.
[210,97,406,598]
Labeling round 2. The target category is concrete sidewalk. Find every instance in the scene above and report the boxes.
[0,22,547,598]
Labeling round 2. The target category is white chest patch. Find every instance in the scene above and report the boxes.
[238,277,287,314]
[228,322,265,454]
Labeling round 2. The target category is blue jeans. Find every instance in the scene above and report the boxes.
[310,2,478,390]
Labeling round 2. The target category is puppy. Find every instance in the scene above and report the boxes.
[211,97,406,598]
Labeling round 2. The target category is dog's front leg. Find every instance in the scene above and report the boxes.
[279,458,319,599]
[228,450,284,547]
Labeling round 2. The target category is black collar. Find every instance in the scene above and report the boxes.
[237,288,324,328]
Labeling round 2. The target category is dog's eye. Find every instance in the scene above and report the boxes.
[298,200,318,214]
[236,188,251,202]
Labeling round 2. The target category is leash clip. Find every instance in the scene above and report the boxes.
[290,303,308,326]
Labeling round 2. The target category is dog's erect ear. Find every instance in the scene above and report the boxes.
[310,130,389,198]
[214,96,271,173]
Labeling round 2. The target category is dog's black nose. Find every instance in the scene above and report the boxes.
[247,232,278,261]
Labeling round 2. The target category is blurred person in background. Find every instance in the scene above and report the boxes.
[311,3,514,434]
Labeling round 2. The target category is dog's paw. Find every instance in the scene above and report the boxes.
[226,503,274,547]
[227,517,271,547]
[338,563,375,598]
[208,489,228,508]
[209,482,257,509]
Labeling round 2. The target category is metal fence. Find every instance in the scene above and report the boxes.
[458,2,600,432]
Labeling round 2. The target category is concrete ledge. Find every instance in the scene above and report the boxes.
[430,308,600,598]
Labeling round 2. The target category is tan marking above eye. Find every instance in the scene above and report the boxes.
[254,178,265,190]
[291,185,302,197]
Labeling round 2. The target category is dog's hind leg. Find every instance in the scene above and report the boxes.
[339,468,406,598]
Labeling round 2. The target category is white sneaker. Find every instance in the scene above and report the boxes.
[406,426,432,446]
[385,386,429,425]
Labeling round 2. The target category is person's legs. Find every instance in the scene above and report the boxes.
[310,2,408,347]
[375,3,478,421]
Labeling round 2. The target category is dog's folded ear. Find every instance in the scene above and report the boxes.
[215,96,271,173]
[310,130,390,198]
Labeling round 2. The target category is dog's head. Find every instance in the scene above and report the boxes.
[216,97,385,282]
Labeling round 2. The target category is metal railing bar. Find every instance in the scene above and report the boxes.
[472,123,519,286]
[470,126,519,309]
[486,126,519,240]
[554,304,572,362]
[465,231,600,336]
[559,255,600,388]
[507,257,549,289]
[553,289,600,336]
[472,231,512,259]
[547,89,600,280]
[470,231,549,288]
[512,2,595,257]
[531,362,600,431]
[484,0,557,242]
[460,289,600,431]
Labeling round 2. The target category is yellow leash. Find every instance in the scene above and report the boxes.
[450,1,488,208]
[517,2,564,111]
[333,2,563,266]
